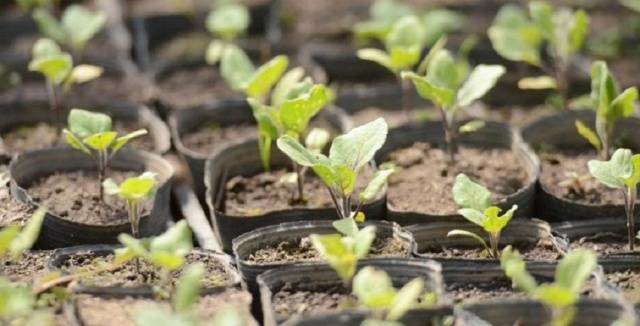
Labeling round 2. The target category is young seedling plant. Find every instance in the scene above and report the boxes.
[488,1,589,106]
[29,38,103,120]
[574,61,638,160]
[588,148,640,250]
[501,247,596,326]
[103,172,157,238]
[401,43,505,163]
[0,207,46,265]
[63,108,147,202]
[32,4,106,59]
[447,174,518,259]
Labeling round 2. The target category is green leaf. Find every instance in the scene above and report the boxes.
[457,208,487,226]
[117,172,157,201]
[243,55,289,98]
[32,9,66,44]
[534,284,578,308]
[575,120,602,151]
[488,4,542,65]
[211,306,247,326]
[416,36,447,75]
[28,52,72,85]
[276,135,327,167]
[352,225,376,259]
[388,46,422,72]
[426,49,460,91]
[305,128,330,153]
[220,45,255,90]
[456,64,505,107]
[0,226,20,258]
[591,61,618,119]
[626,155,640,187]
[518,75,557,90]
[102,178,120,196]
[359,167,394,203]
[62,5,106,50]
[310,234,355,281]
[63,129,91,155]
[386,15,425,53]
[452,173,492,211]
[272,67,306,108]
[500,247,538,294]
[611,87,638,118]
[588,148,633,189]
[401,71,455,109]
[332,218,358,237]
[32,38,62,59]
[280,84,329,135]
[482,205,517,234]
[117,234,148,258]
[555,249,596,293]
[9,208,46,259]
[205,40,225,65]
[68,108,112,138]
[529,1,553,39]
[447,229,491,253]
[387,278,424,320]
[353,266,397,309]
[149,220,193,266]
[329,118,388,171]
[422,9,464,47]
[173,263,204,313]
[206,3,250,40]
[357,48,395,73]
[353,0,413,42]
[569,9,589,53]
[67,64,103,85]
[83,131,117,151]
[458,120,485,134]
[248,98,280,170]
[111,129,148,152]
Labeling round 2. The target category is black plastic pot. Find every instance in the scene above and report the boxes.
[407,219,566,264]
[175,102,350,209]
[48,244,243,295]
[233,220,416,290]
[279,308,458,326]
[0,99,171,156]
[553,218,640,257]
[375,121,539,225]
[10,148,174,249]
[463,298,624,326]
[257,259,444,326]
[522,110,640,222]
[204,140,386,253]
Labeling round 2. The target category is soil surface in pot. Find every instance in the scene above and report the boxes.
[605,269,640,305]
[27,170,152,226]
[385,142,528,214]
[568,232,634,256]
[539,150,623,205]
[74,288,254,326]
[2,250,53,284]
[350,107,426,129]
[0,185,33,227]
[156,65,236,110]
[418,240,561,261]
[245,234,409,264]
[223,166,371,216]
[272,282,355,319]
[59,251,235,289]
[447,278,524,304]
[1,121,156,154]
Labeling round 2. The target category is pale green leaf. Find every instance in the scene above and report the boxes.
[452,173,492,211]
[206,3,249,40]
[626,154,640,186]
[359,167,394,203]
[243,55,289,98]
[357,48,395,73]
[335,165,357,196]
[456,64,505,107]
[488,5,542,65]
[387,278,424,320]
[588,148,633,189]
[102,178,120,196]
[118,172,157,201]
[310,234,355,281]
[426,49,459,90]
[422,9,464,47]
[62,5,106,50]
[457,208,487,227]
[173,263,204,313]
[305,128,330,153]
[32,38,62,59]
[569,9,589,53]
[416,36,447,75]
[529,1,553,38]
[575,120,602,151]
[68,108,112,138]
[149,220,193,260]
[386,15,425,52]
[329,118,388,171]
[68,64,103,84]
[28,53,72,84]
[534,284,578,308]
[9,208,46,259]
[276,135,327,167]
[611,87,638,118]
[32,9,66,44]
[353,266,397,309]
[272,67,306,108]
[500,247,538,294]
[482,205,517,234]
[555,249,596,293]
[518,75,557,90]
[205,40,225,65]
[352,225,376,259]
[458,120,485,134]
[332,218,358,237]
[220,45,254,90]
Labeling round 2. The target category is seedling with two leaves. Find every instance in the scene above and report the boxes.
[588,148,640,250]
[402,40,505,163]
[63,108,148,202]
[574,61,638,160]
[32,4,106,59]
[29,39,103,116]
[501,247,596,326]
[447,174,518,259]
[103,172,157,238]
[488,1,589,106]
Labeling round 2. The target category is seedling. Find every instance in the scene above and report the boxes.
[588,148,640,250]
[574,61,638,159]
[447,174,518,258]
[29,39,103,118]
[63,108,147,201]
[277,118,393,220]
[0,208,46,263]
[115,220,193,294]
[0,277,56,325]
[353,266,436,324]
[488,1,589,105]
[558,171,591,196]
[501,247,596,326]
[352,0,414,43]
[32,4,106,59]
[103,172,157,238]
[402,43,505,163]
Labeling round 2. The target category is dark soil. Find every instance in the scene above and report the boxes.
[1,250,53,284]
[609,56,640,89]
[245,234,409,264]
[156,65,236,110]
[71,74,155,104]
[272,282,355,319]
[568,232,635,256]
[59,251,235,289]
[1,121,156,154]
[385,142,528,215]
[419,240,561,261]
[0,185,33,227]
[350,107,426,129]
[605,269,640,305]
[152,31,210,63]
[446,279,524,304]
[539,150,623,205]
[27,170,151,226]
[74,288,255,326]
[181,123,256,156]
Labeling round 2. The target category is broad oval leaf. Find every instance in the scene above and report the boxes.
[272,67,306,108]
[62,5,106,50]
[457,208,487,227]
[32,9,66,44]
[149,220,193,259]
[422,9,464,47]
[68,108,112,138]
[488,4,542,65]
[329,118,388,171]
[83,131,117,151]
[387,278,424,321]
[353,266,397,308]
[357,48,395,73]
[280,84,329,135]
[588,148,633,189]
[555,249,596,293]
[456,64,505,107]
[220,45,255,90]
[118,172,157,201]
[206,3,250,40]
[243,55,289,98]
[32,38,62,59]
[401,71,455,109]
[452,173,492,211]
[385,15,426,53]
[28,53,72,85]
[332,217,358,237]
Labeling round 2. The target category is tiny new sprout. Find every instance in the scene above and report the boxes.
[115,220,193,294]
[0,208,46,263]
[63,108,148,202]
[29,39,103,116]
[277,118,393,220]
[558,171,591,196]
[357,15,426,114]
[353,266,436,325]
[135,262,248,326]
[574,61,638,160]
[488,1,589,105]
[402,41,505,163]
[501,247,596,326]
[32,4,106,58]
[588,148,640,250]
[103,172,157,238]
[447,174,517,258]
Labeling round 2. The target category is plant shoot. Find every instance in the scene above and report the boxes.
[103,172,157,238]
